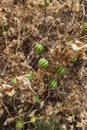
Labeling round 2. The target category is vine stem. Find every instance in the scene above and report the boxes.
[44,0,47,31]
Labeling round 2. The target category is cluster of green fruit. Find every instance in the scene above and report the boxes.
[11,42,79,90]
[34,43,64,71]
[34,43,66,89]
[34,42,80,88]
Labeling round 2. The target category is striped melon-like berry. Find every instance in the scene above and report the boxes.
[56,65,65,75]
[38,58,49,69]
[82,22,87,33]
[16,120,23,130]
[34,43,44,53]
[49,79,58,88]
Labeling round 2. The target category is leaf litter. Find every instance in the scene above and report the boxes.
[0,0,87,130]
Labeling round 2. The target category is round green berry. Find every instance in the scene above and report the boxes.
[56,65,65,75]
[82,22,87,34]
[34,43,44,54]
[38,58,49,69]
[2,31,7,36]
[16,120,23,130]
[49,79,58,88]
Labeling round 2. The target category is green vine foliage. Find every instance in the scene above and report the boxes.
[35,115,59,130]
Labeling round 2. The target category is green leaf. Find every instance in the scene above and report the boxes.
[71,57,77,63]
[16,120,23,129]
[25,73,33,82]
[33,95,39,103]
[11,77,17,85]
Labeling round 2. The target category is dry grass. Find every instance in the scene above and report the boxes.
[0,0,87,130]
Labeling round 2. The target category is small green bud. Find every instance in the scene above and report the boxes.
[34,43,44,54]
[56,65,65,75]
[38,58,49,69]
[53,10,59,15]
[49,79,58,88]
[16,120,23,130]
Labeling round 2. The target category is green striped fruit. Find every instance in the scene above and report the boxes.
[16,120,23,130]
[82,22,87,34]
[34,43,44,54]
[38,58,49,69]
[56,65,65,75]
[49,79,58,88]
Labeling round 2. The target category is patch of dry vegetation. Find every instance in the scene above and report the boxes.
[0,0,87,130]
